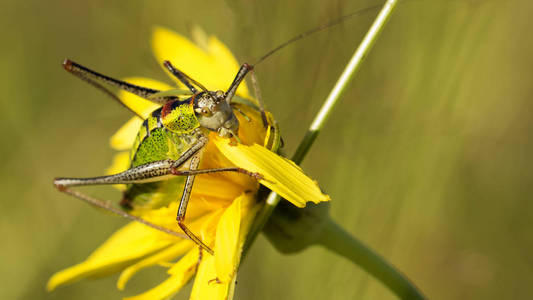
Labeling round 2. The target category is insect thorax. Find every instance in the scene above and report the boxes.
[130,105,200,168]
[161,99,200,133]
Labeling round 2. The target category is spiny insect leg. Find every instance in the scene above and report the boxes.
[54,136,207,188]
[54,143,262,189]
[170,166,263,180]
[163,60,207,93]
[194,247,203,274]
[54,159,177,187]
[176,152,214,255]
[63,59,171,107]
[55,185,187,239]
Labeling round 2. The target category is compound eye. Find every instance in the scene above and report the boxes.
[201,108,212,116]
[195,107,212,116]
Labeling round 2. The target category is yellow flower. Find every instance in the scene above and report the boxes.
[48,26,330,299]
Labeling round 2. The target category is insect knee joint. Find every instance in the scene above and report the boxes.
[170,167,183,176]
[53,178,67,191]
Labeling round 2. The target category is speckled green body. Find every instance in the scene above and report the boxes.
[122,100,202,212]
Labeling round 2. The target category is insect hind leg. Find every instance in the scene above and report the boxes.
[54,183,188,239]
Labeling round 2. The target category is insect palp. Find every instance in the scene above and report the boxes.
[231,105,252,122]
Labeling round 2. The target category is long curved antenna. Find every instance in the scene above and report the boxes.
[223,5,382,127]
[252,4,382,66]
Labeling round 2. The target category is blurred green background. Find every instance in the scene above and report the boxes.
[1,0,531,299]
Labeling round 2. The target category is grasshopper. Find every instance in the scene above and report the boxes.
[54,59,266,255]
[54,6,380,255]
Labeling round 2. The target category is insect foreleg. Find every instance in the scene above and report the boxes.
[163,61,208,93]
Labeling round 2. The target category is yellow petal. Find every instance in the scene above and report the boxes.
[118,240,194,290]
[207,36,250,98]
[105,151,131,190]
[118,77,169,118]
[110,77,169,150]
[214,194,242,283]
[213,139,330,207]
[124,249,199,300]
[151,26,250,98]
[110,117,143,150]
[189,25,209,51]
[106,152,131,175]
[214,192,261,284]
[47,221,175,291]
[190,255,234,300]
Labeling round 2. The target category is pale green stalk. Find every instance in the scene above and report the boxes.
[243,0,426,299]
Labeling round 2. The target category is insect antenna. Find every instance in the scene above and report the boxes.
[252,4,382,67]
[224,4,383,127]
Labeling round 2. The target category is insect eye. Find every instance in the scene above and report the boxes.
[201,108,212,116]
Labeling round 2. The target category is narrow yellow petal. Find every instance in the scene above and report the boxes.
[124,249,199,300]
[117,240,194,290]
[110,117,143,150]
[189,25,209,52]
[214,192,261,285]
[213,139,330,207]
[110,77,168,151]
[105,151,131,190]
[47,221,174,291]
[117,77,169,118]
[190,255,233,300]
[105,151,130,175]
[214,194,242,283]
[207,36,250,98]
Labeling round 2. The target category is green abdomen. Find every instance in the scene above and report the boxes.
[122,108,194,212]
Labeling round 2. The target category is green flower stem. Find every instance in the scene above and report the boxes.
[245,0,398,252]
[318,218,426,300]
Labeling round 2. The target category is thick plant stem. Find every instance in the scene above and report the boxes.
[318,219,426,300]
[245,0,399,254]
